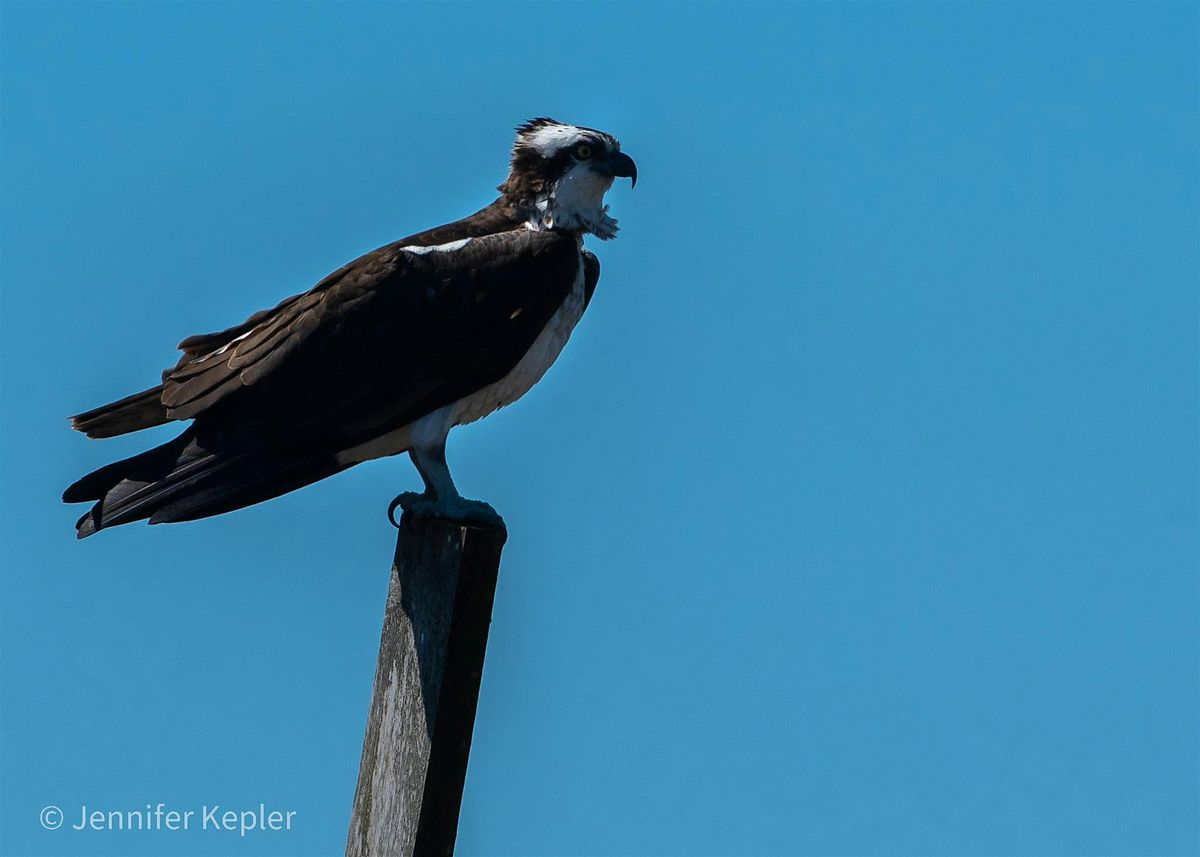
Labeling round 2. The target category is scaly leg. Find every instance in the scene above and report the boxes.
[388,439,505,528]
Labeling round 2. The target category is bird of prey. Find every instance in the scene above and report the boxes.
[63,118,636,537]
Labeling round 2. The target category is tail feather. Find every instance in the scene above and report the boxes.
[64,429,348,538]
[63,430,195,504]
[70,386,171,438]
[148,456,348,524]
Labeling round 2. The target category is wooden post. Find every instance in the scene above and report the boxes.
[346,512,507,857]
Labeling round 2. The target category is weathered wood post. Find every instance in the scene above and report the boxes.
[346,512,507,857]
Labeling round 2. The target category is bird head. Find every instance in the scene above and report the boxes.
[499,118,637,240]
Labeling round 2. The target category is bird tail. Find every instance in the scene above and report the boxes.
[70,385,171,438]
[63,428,349,538]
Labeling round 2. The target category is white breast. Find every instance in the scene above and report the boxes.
[336,257,586,465]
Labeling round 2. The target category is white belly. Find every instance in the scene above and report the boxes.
[336,259,586,464]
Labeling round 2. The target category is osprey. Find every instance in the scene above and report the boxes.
[63,118,636,537]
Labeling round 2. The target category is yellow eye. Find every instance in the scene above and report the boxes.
[574,143,593,160]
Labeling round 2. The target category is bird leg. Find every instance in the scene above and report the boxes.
[388,440,505,528]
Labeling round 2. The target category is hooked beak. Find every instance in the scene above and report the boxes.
[598,151,638,188]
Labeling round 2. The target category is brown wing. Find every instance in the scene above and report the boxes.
[158,229,581,448]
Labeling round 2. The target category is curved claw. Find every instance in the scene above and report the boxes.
[387,492,425,528]
[387,495,404,528]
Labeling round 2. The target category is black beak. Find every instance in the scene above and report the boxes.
[601,151,638,188]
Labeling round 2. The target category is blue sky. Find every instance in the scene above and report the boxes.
[1,3,1196,856]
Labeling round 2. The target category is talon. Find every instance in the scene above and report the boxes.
[387,495,403,528]
[387,491,427,528]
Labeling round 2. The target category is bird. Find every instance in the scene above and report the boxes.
[63,118,637,538]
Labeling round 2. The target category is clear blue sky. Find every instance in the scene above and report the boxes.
[2,3,1196,856]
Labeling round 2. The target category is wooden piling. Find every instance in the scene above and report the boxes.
[346,513,507,857]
